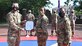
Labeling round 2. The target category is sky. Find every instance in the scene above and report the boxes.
[45,0,66,12]
[45,0,74,12]
[50,0,66,8]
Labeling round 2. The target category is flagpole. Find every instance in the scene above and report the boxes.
[58,0,60,14]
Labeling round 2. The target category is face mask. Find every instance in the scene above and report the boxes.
[12,7,19,11]
[28,12,31,13]
[59,12,64,18]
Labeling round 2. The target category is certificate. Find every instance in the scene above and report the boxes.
[25,21,34,31]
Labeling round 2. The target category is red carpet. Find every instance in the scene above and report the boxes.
[0,36,82,42]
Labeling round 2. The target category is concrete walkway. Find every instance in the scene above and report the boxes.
[0,24,82,38]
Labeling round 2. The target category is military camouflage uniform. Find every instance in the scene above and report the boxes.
[7,11,22,46]
[69,13,76,34]
[36,15,48,46]
[26,13,35,36]
[56,15,72,46]
[26,13,35,21]
[51,13,58,35]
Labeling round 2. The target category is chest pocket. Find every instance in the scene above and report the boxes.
[58,19,66,30]
[13,13,21,24]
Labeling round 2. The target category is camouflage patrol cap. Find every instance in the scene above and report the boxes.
[12,3,19,8]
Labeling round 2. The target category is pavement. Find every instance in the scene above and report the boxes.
[0,24,82,46]
[0,24,82,39]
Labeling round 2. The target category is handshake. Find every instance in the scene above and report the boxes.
[20,28,25,31]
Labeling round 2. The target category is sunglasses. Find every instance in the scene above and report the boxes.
[71,12,73,13]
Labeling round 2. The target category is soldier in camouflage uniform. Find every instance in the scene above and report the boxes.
[7,3,24,46]
[69,9,76,36]
[56,8,73,46]
[26,10,35,37]
[51,10,58,36]
[36,7,49,46]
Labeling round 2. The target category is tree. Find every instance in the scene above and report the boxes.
[64,0,72,6]
[0,0,51,23]
[65,0,82,15]
[74,0,82,24]
[18,0,51,17]
[0,0,12,23]
[73,0,82,15]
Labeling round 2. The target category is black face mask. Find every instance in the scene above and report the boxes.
[12,7,19,10]
[28,12,31,13]
[59,12,64,18]
[71,11,73,13]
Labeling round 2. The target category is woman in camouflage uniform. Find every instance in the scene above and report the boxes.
[7,3,24,46]
[36,7,49,46]
[56,8,73,46]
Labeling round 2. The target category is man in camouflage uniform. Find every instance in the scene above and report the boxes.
[51,10,58,36]
[7,3,24,46]
[56,8,73,46]
[26,10,35,37]
[69,9,76,36]
[36,7,49,46]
